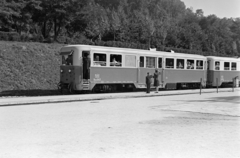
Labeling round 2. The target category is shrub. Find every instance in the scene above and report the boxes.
[0,31,20,41]
[8,32,20,41]
[0,31,9,41]
[20,34,30,42]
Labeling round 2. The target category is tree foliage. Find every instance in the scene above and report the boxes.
[0,0,239,56]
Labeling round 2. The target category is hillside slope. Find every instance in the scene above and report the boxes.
[0,41,65,93]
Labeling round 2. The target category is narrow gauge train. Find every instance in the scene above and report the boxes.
[58,45,240,93]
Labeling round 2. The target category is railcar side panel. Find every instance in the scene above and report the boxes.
[90,67,138,87]
[164,69,206,83]
[208,70,240,87]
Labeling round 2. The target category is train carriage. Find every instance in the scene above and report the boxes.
[206,56,240,87]
[58,45,207,93]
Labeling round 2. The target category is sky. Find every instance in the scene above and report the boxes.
[181,0,240,18]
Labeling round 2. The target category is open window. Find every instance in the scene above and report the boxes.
[177,59,184,69]
[158,58,162,68]
[187,59,194,69]
[93,53,106,66]
[166,58,174,69]
[146,57,155,68]
[215,61,220,70]
[224,62,230,70]
[231,62,237,70]
[61,50,73,65]
[110,54,122,67]
[139,56,144,67]
[196,60,203,69]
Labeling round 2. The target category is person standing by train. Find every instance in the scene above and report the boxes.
[83,53,90,80]
[146,72,152,93]
[153,69,161,93]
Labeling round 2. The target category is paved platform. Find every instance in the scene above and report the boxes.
[0,88,239,106]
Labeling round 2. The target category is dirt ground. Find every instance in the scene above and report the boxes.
[0,91,239,158]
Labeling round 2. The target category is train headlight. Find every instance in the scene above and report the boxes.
[69,70,71,73]
[60,70,63,73]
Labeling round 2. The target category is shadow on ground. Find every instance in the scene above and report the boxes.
[0,90,62,97]
[182,95,240,104]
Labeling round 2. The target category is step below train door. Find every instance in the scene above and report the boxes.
[82,51,90,89]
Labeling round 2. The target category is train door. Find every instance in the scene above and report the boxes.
[206,60,211,86]
[158,57,164,88]
[82,51,90,81]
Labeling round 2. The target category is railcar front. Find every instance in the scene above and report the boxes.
[58,45,92,93]
[206,56,240,87]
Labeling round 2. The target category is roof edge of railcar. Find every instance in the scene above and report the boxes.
[61,44,206,59]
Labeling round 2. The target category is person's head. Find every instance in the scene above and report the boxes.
[95,56,99,61]
[155,69,158,72]
[147,72,149,76]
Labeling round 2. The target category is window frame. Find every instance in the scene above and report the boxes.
[224,62,230,70]
[231,62,237,71]
[125,54,136,68]
[165,58,174,69]
[176,59,185,69]
[158,57,163,68]
[186,59,195,70]
[146,56,156,69]
[93,53,107,67]
[139,56,145,68]
[215,61,220,70]
[196,60,203,70]
[110,54,122,67]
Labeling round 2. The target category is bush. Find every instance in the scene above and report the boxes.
[0,31,20,41]
[0,32,9,41]
[20,34,30,42]
[8,32,20,41]
[32,34,44,42]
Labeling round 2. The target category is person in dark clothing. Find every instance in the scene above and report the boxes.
[83,54,90,79]
[66,54,73,65]
[146,72,152,93]
[153,69,161,93]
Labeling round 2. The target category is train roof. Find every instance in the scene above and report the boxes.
[62,44,206,59]
[207,56,240,62]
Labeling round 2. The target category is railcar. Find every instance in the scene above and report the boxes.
[206,56,240,87]
[58,45,207,93]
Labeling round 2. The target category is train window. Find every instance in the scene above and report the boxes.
[110,54,122,67]
[187,59,194,69]
[125,55,136,67]
[224,62,230,70]
[93,53,106,66]
[158,58,162,68]
[140,56,144,67]
[231,62,236,70]
[215,61,220,70]
[166,58,174,69]
[62,52,73,65]
[177,59,184,69]
[146,57,155,68]
[196,60,203,69]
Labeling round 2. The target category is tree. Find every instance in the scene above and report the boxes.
[83,1,110,41]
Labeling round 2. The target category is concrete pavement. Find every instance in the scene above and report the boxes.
[0,88,239,106]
